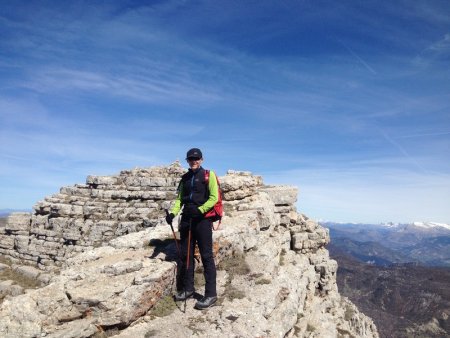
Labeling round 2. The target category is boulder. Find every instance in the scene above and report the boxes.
[260,185,298,206]
[5,213,31,232]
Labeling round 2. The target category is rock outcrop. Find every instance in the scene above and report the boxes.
[0,163,379,337]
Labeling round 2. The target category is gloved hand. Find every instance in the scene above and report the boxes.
[183,205,202,218]
[165,213,175,225]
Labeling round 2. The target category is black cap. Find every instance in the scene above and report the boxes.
[186,148,203,159]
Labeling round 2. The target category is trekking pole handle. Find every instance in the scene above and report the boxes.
[165,209,181,257]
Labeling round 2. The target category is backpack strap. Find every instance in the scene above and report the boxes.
[213,218,222,231]
[204,169,222,230]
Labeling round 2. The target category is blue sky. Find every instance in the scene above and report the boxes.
[1,0,449,223]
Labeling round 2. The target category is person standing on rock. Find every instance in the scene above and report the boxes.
[165,148,218,310]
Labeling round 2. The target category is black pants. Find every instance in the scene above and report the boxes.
[177,216,217,297]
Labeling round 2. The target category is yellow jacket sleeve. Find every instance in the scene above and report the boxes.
[170,181,183,216]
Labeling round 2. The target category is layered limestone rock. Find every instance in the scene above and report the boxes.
[0,163,379,338]
[0,163,185,270]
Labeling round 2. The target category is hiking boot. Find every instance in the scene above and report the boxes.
[194,296,217,310]
[174,290,194,301]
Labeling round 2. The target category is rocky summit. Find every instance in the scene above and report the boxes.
[0,162,378,338]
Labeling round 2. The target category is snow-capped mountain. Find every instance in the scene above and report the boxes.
[412,221,450,231]
[379,222,402,228]
[321,221,450,267]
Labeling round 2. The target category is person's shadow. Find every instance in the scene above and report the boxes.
[148,238,179,262]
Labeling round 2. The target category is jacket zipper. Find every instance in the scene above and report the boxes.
[189,173,195,202]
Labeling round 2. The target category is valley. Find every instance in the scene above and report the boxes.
[330,249,450,337]
[324,221,450,337]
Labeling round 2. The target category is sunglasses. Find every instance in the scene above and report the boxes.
[187,157,201,161]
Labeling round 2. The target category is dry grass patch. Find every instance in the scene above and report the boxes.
[0,270,41,289]
[148,295,177,318]
[216,251,251,277]
[0,266,41,289]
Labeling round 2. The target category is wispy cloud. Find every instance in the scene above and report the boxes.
[378,129,430,174]
[396,131,450,139]
[338,40,377,75]
[414,33,450,67]
[24,67,221,104]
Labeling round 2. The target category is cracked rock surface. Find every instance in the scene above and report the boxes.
[0,164,379,337]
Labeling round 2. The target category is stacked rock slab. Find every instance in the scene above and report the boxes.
[0,164,379,337]
[0,163,185,270]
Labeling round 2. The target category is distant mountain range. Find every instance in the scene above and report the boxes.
[0,209,31,217]
[322,221,450,267]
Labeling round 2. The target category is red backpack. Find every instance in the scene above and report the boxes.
[204,170,223,230]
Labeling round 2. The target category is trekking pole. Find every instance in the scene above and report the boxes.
[165,209,181,258]
[186,217,192,272]
[166,209,188,313]
[185,217,193,312]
